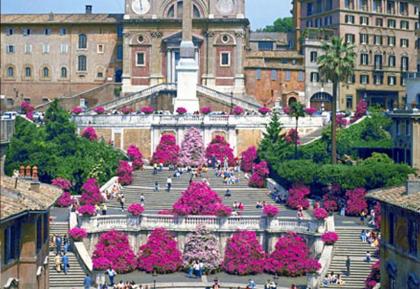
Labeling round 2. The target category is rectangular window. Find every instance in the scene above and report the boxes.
[6,28,14,36]
[298,71,304,82]
[44,28,51,35]
[388,19,396,28]
[23,28,32,36]
[374,35,383,45]
[307,2,313,16]
[136,52,145,66]
[345,0,354,9]
[373,0,382,12]
[220,52,230,67]
[400,38,409,48]
[360,33,369,44]
[60,28,67,35]
[60,43,69,54]
[4,221,21,264]
[42,44,50,54]
[373,73,384,84]
[345,33,355,44]
[310,51,318,62]
[256,69,261,80]
[285,70,291,81]
[97,44,105,54]
[360,53,369,65]
[387,0,395,14]
[310,72,319,82]
[6,44,15,54]
[117,44,123,61]
[389,212,395,244]
[345,14,355,24]
[24,44,32,54]
[360,74,369,84]
[399,2,408,15]
[376,18,383,26]
[258,41,274,51]
[270,70,277,81]
[388,55,396,67]
[360,16,369,25]
[346,95,353,109]
[388,75,396,85]
[388,36,396,47]
[400,20,409,30]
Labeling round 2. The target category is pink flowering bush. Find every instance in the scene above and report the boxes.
[265,232,321,276]
[80,178,103,205]
[94,106,105,114]
[259,107,271,115]
[178,128,206,167]
[283,106,290,114]
[285,128,300,144]
[183,226,221,273]
[141,106,154,114]
[322,194,339,212]
[71,106,83,115]
[127,144,144,170]
[116,160,133,185]
[172,182,232,216]
[176,107,187,115]
[92,230,137,273]
[249,161,269,188]
[205,135,235,167]
[200,106,212,115]
[313,208,328,220]
[352,99,368,123]
[152,134,180,166]
[52,177,72,191]
[81,127,98,141]
[127,203,144,216]
[215,205,233,217]
[321,231,339,245]
[286,185,310,210]
[222,230,266,275]
[365,261,380,289]
[121,106,133,114]
[68,227,88,241]
[305,107,317,116]
[56,192,74,207]
[240,146,257,173]
[263,205,279,217]
[21,101,34,120]
[345,187,368,216]
[336,113,349,128]
[137,228,182,273]
[78,204,96,216]
[374,202,381,229]
[232,106,245,115]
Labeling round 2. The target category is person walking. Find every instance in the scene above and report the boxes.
[154,181,159,192]
[83,274,92,289]
[365,251,371,263]
[346,256,351,276]
[62,253,69,275]
[166,176,172,192]
[153,163,158,175]
[101,203,107,215]
[119,195,125,212]
[106,268,116,286]
[55,234,62,254]
[54,253,62,272]
[63,234,69,254]
[140,194,145,205]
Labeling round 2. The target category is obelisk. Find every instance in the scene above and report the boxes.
[173,0,200,113]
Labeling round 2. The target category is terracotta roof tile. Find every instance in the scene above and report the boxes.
[366,186,420,213]
[1,13,123,24]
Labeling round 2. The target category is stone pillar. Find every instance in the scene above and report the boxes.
[150,32,164,85]
[228,127,237,156]
[122,32,132,94]
[174,0,200,113]
[202,31,216,87]
[233,31,245,95]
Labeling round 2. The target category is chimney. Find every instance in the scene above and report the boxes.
[85,5,92,14]
[406,175,420,195]
[31,181,41,193]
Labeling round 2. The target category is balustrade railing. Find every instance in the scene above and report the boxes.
[80,214,324,234]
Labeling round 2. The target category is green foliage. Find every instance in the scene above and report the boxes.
[5,100,124,192]
[274,160,317,187]
[258,112,293,164]
[260,17,294,33]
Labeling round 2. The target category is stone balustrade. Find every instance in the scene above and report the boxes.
[80,214,323,234]
[0,119,15,144]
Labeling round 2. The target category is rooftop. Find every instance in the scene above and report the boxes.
[250,32,288,42]
[0,13,123,24]
[367,186,420,214]
[0,175,62,222]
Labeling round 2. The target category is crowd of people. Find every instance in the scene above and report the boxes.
[51,234,70,274]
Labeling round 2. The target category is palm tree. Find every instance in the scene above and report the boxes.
[318,37,355,164]
[288,101,305,159]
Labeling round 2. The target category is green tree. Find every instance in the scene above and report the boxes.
[258,111,292,164]
[288,101,305,159]
[261,17,294,33]
[318,37,356,164]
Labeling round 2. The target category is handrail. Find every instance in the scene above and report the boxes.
[196,84,261,109]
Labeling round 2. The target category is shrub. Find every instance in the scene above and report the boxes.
[200,106,212,115]
[94,106,105,114]
[352,99,368,123]
[265,232,320,276]
[249,161,269,188]
[232,106,245,115]
[345,187,367,216]
[321,231,339,245]
[263,205,279,217]
[21,101,34,120]
[116,160,133,186]
[305,107,317,116]
[285,128,300,145]
[240,146,257,173]
[259,107,271,115]
[373,202,381,229]
[152,134,180,166]
[121,106,133,114]
[71,106,83,115]
[92,230,137,273]
[127,144,144,170]
[81,127,98,141]
[365,261,380,289]
[205,135,235,167]
[176,107,187,114]
[183,226,221,273]
[313,208,328,220]
[141,106,154,114]
[323,199,338,212]
[51,177,72,191]
[80,178,103,205]
[68,227,87,241]
[56,192,74,207]
[336,113,349,127]
[222,230,266,275]
[286,185,310,210]
[137,228,182,273]
[172,182,232,216]
[178,128,206,167]
[78,204,96,216]
[127,203,144,216]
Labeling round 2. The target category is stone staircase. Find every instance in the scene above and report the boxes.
[196,85,260,110]
[49,222,86,288]
[325,226,378,289]
[107,169,283,215]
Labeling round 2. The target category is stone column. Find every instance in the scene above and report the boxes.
[202,31,216,87]
[150,32,164,85]
[122,32,132,93]
[233,31,245,95]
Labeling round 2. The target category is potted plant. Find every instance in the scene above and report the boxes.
[68,227,88,242]
[176,107,187,115]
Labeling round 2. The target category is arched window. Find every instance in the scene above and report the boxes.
[78,55,87,71]
[166,1,201,18]
[7,66,14,77]
[43,67,49,78]
[61,67,68,78]
[78,34,87,49]
[25,66,32,77]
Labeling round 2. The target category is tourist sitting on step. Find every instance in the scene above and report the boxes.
[360,229,367,243]
[365,251,371,262]
[336,274,345,285]
[256,201,263,209]
[225,189,231,198]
